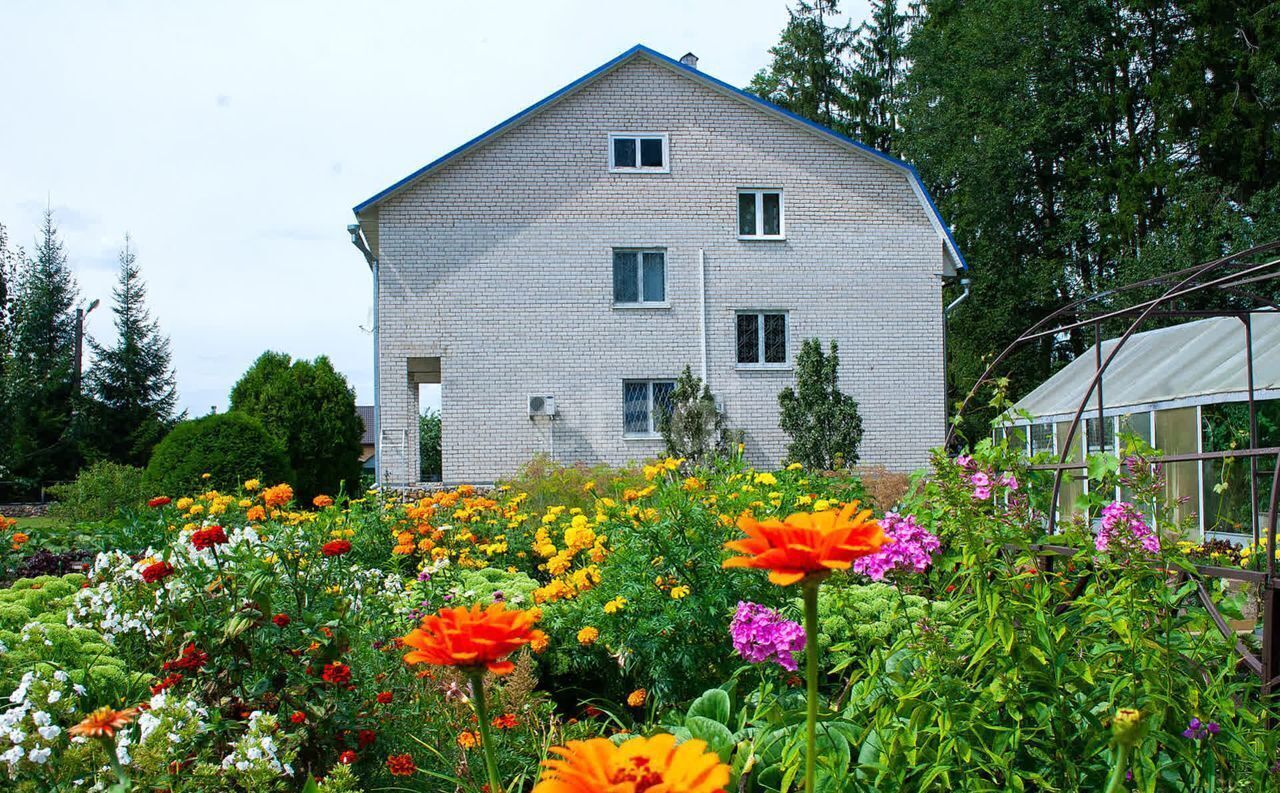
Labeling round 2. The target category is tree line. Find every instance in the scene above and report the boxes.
[751,0,1280,437]
[0,212,177,497]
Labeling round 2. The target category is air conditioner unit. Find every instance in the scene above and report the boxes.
[528,395,557,417]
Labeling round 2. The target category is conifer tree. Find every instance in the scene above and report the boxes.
[6,210,80,486]
[749,0,857,136]
[83,235,179,466]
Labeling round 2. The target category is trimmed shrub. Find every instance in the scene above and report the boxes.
[48,460,146,522]
[144,412,293,496]
[778,339,864,470]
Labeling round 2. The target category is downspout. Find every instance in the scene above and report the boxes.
[942,277,971,440]
[699,249,708,382]
[349,224,381,488]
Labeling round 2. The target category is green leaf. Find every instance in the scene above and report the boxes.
[688,688,731,725]
[686,716,735,763]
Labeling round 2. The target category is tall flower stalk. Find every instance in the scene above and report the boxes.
[723,501,889,790]
[469,671,504,793]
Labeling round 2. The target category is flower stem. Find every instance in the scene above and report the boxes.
[1104,744,1132,793]
[469,671,504,793]
[802,578,821,792]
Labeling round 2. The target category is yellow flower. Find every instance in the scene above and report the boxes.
[670,585,691,600]
[175,498,194,511]
[786,462,803,471]
[577,626,599,645]
[626,688,647,708]
[813,499,831,512]
[201,473,211,480]
[754,472,778,486]
[244,479,260,491]
[603,596,627,614]
[682,477,704,492]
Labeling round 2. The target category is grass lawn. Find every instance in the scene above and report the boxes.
[13,516,60,530]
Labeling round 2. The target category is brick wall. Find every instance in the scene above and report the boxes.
[373,55,948,484]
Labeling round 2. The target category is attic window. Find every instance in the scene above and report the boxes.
[610,133,668,172]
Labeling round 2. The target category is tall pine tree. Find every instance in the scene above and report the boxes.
[6,210,81,488]
[82,235,179,466]
[749,0,857,136]
[846,0,911,153]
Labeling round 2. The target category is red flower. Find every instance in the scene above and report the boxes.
[386,753,416,776]
[358,729,377,748]
[162,644,209,673]
[338,750,357,765]
[289,710,306,724]
[190,526,228,550]
[322,662,351,685]
[376,691,393,704]
[491,713,518,730]
[321,539,352,557]
[141,561,175,584]
[150,673,182,695]
[148,496,171,508]
[272,613,291,628]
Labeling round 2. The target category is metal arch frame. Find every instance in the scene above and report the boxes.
[947,241,1280,692]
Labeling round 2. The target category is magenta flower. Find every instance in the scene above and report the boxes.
[853,512,941,581]
[1096,501,1160,554]
[730,602,806,671]
[999,472,1019,491]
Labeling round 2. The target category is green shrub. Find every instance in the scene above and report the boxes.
[810,581,962,674]
[500,455,646,514]
[659,366,740,463]
[47,460,146,522]
[420,408,442,481]
[144,411,293,496]
[778,339,863,470]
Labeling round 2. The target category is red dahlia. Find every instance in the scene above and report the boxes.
[148,496,172,508]
[150,673,182,695]
[289,710,306,724]
[162,644,209,673]
[190,526,228,550]
[338,750,357,765]
[321,662,351,685]
[376,691,393,704]
[272,613,291,628]
[141,561,175,584]
[321,539,352,557]
[358,729,377,748]
[386,753,416,776]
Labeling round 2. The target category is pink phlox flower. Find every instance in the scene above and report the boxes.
[1096,501,1159,554]
[853,512,941,581]
[730,602,806,671]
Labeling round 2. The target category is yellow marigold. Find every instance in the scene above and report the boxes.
[582,480,596,492]
[262,483,294,509]
[786,462,804,471]
[313,495,334,508]
[187,504,205,515]
[669,585,690,600]
[237,498,252,508]
[681,477,703,492]
[754,472,777,486]
[246,505,266,522]
[243,478,261,491]
[457,731,478,749]
[603,597,627,615]
[813,499,831,512]
[626,688,647,708]
[201,473,211,480]
[577,626,599,646]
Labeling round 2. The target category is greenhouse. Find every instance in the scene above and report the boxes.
[999,311,1280,541]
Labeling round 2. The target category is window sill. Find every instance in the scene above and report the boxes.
[609,167,670,175]
[736,364,793,373]
[738,235,786,242]
[613,302,671,311]
[622,433,663,441]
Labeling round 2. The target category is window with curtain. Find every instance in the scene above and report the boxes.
[612,250,666,304]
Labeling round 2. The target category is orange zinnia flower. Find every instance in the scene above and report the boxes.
[533,734,729,793]
[401,602,546,676]
[722,500,890,585]
[69,706,140,739]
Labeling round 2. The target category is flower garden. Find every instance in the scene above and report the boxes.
[1,440,1278,791]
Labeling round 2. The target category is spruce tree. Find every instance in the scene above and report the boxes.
[83,235,179,466]
[778,339,863,470]
[749,0,857,136]
[6,210,80,487]
[846,0,910,153]
[0,222,21,477]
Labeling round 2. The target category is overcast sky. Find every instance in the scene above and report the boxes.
[1,0,871,416]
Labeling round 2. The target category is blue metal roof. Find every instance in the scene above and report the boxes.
[353,44,965,269]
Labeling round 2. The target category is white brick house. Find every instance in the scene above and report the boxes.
[349,46,964,485]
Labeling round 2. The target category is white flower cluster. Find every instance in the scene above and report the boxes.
[66,552,162,643]
[220,711,293,778]
[0,669,78,777]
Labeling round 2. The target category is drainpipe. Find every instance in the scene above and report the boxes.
[698,249,708,383]
[348,224,381,488]
[942,277,971,440]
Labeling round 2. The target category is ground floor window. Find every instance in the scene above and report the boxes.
[624,379,675,435]
[736,311,788,365]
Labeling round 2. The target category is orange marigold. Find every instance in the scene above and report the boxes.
[313,494,334,508]
[722,500,890,586]
[386,753,416,776]
[457,730,478,748]
[69,706,140,739]
[401,602,545,676]
[533,734,729,793]
[262,483,294,509]
[626,688,647,708]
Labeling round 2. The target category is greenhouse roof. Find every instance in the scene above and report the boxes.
[1010,312,1280,423]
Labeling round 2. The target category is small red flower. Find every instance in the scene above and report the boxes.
[190,526,228,550]
[273,613,291,628]
[148,496,172,508]
[141,561,175,584]
[289,710,306,724]
[376,691,393,704]
[321,539,352,557]
[490,713,518,730]
[358,729,377,748]
[338,750,357,765]
[150,673,182,695]
[322,662,351,685]
[386,753,416,776]
[162,644,209,673]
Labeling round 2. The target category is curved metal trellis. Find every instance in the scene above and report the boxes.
[948,241,1280,693]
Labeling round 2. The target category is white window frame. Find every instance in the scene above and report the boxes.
[611,248,668,307]
[622,379,675,438]
[735,310,790,369]
[737,188,786,239]
[609,133,670,173]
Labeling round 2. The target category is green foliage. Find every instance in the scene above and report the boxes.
[500,455,646,514]
[778,339,863,470]
[812,581,962,674]
[47,460,146,523]
[750,0,856,135]
[451,567,539,608]
[658,366,739,463]
[80,235,179,467]
[230,351,364,501]
[144,411,293,496]
[419,408,441,481]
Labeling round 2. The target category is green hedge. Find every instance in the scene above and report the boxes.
[144,412,293,496]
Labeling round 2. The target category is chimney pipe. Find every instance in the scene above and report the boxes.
[680,52,698,69]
